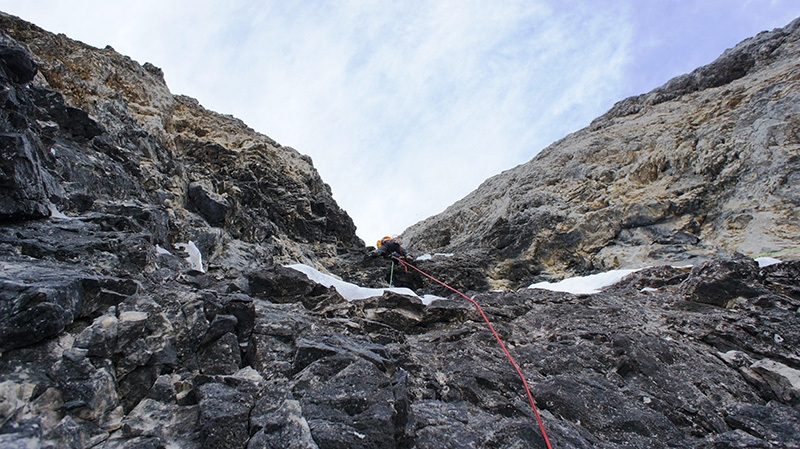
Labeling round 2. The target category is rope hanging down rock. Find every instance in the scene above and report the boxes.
[392,256,553,449]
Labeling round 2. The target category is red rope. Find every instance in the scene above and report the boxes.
[393,257,553,449]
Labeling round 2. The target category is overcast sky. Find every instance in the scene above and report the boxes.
[2,1,798,244]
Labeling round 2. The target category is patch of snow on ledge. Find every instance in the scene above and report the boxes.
[48,203,70,220]
[175,241,205,273]
[415,253,454,261]
[529,269,641,295]
[286,263,442,304]
[755,257,782,268]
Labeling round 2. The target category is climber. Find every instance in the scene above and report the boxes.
[367,235,412,261]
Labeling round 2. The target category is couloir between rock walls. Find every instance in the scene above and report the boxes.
[1,12,799,449]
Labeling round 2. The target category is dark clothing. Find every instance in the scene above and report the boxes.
[370,239,409,259]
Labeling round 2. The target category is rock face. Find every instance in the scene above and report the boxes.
[0,12,362,273]
[403,18,800,288]
[1,11,800,449]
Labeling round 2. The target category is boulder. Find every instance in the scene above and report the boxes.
[0,132,56,222]
[0,31,37,83]
[188,181,229,226]
[679,254,767,307]
[197,382,253,449]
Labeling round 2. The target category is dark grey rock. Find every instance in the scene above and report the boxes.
[30,85,105,141]
[188,181,229,226]
[248,398,318,449]
[219,293,256,341]
[0,260,81,352]
[73,308,118,357]
[247,265,317,298]
[199,332,242,375]
[0,132,56,222]
[296,357,399,449]
[679,254,768,307]
[201,314,238,346]
[718,402,800,448]
[0,31,37,83]
[197,382,254,449]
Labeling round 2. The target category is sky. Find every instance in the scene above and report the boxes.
[2,1,799,244]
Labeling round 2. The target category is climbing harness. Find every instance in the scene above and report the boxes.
[392,256,553,449]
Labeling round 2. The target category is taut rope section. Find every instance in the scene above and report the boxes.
[392,257,553,449]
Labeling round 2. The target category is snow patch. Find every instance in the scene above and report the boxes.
[416,253,454,261]
[119,311,148,322]
[528,255,776,295]
[48,203,70,220]
[755,257,782,267]
[420,295,441,305]
[286,263,442,304]
[175,241,204,272]
[528,269,641,295]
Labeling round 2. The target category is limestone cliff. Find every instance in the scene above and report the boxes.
[403,18,800,288]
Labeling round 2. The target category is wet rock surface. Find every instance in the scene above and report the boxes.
[0,12,799,449]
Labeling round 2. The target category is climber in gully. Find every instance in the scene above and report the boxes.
[367,235,413,261]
